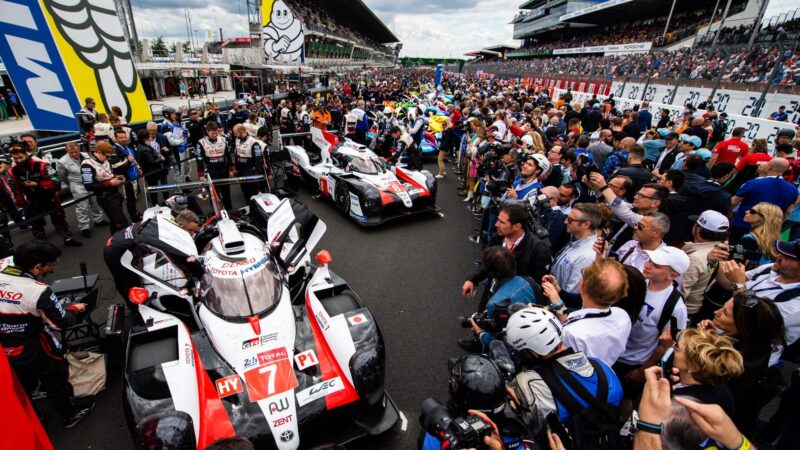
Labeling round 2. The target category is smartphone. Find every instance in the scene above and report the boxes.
[546,412,574,450]
[659,347,676,386]
[669,317,679,342]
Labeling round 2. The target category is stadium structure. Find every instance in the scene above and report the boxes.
[465,0,800,130]
[0,0,399,102]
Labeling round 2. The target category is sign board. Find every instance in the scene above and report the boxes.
[0,0,151,131]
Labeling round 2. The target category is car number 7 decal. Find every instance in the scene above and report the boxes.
[243,348,298,402]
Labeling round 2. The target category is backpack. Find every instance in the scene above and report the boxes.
[538,360,625,450]
[656,282,682,334]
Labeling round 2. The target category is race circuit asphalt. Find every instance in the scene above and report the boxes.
[29,157,485,450]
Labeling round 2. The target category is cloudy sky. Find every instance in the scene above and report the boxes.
[131,0,797,58]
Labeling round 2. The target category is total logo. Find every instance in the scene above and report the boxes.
[257,347,289,365]
[272,414,293,427]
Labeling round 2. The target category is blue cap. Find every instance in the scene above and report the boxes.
[679,134,702,148]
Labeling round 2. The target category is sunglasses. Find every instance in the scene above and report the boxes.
[748,208,764,217]
[737,290,759,308]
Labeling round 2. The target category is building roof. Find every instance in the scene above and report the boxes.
[519,0,546,9]
[318,0,399,43]
[559,0,720,24]
[483,44,518,52]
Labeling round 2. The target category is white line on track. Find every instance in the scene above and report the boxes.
[399,410,408,432]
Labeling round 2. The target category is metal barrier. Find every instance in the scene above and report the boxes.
[145,175,266,193]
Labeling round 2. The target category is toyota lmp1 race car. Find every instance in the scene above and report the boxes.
[286,127,439,226]
[118,188,398,449]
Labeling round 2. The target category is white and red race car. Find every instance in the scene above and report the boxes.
[119,192,397,449]
[285,128,439,226]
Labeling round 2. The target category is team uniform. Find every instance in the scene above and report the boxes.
[81,154,129,233]
[10,158,75,243]
[57,153,107,232]
[234,135,265,201]
[197,135,233,210]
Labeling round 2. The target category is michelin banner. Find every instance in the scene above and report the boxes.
[0,0,150,132]
[262,0,304,63]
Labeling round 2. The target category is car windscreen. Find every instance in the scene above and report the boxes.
[201,260,282,318]
[349,155,384,174]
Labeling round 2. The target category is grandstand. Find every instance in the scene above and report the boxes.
[465,0,799,121]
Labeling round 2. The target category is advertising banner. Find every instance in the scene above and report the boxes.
[0,0,151,132]
[262,0,305,63]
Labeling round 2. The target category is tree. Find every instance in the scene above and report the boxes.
[169,42,177,54]
[181,41,191,52]
[150,36,168,57]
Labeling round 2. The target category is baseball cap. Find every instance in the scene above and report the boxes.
[679,134,702,148]
[690,210,730,232]
[645,246,690,275]
[774,240,800,261]
[692,148,712,161]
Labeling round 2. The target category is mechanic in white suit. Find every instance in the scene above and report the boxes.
[263,0,304,61]
[57,142,107,238]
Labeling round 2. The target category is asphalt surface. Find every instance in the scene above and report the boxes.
[28,157,483,450]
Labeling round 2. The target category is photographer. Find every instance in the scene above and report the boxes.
[460,246,537,352]
[463,203,551,310]
[419,355,523,450]
[0,241,94,427]
[505,307,624,447]
[709,239,800,367]
[506,153,550,202]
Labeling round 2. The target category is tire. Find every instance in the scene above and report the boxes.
[334,181,350,213]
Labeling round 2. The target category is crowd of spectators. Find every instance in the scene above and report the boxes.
[697,14,800,47]
[467,42,800,85]
[290,0,389,55]
[408,69,800,449]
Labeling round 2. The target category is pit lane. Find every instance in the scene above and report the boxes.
[31,159,480,449]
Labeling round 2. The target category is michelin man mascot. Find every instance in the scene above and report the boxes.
[263,0,304,62]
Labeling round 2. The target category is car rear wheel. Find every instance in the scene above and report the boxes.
[335,182,350,213]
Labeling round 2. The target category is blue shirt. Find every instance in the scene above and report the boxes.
[734,176,799,228]
[512,176,543,201]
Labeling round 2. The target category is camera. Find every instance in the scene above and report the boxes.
[458,311,495,331]
[728,244,761,264]
[458,299,517,333]
[485,178,511,198]
[420,398,494,450]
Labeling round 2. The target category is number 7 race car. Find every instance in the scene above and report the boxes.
[285,128,439,226]
[119,188,398,449]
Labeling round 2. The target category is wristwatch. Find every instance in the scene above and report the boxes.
[631,410,662,435]
[730,283,744,290]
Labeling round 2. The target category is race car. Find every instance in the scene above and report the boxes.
[286,127,439,226]
[119,189,398,449]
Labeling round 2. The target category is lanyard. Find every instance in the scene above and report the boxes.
[564,310,612,326]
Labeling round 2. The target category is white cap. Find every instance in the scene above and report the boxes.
[694,210,730,232]
[645,246,690,275]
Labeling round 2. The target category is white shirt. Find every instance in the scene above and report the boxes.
[746,264,800,364]
[619,284,688,365]
[563,307,632,366]
[616,240,666,273]
[551,234,597,294]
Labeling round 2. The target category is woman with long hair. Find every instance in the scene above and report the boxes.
[698,291,786,433]
[740,202,783,268]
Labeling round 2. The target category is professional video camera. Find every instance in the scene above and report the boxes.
[484,178,511,199]
[458,299,517,333]
[728,244,762,265]
[420,398,495,450]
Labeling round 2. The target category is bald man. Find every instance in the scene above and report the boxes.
[684,117,709,148]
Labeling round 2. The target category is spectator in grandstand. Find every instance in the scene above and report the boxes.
[771,106,789,122]
[731,158,798,243]
[709,127,749,167]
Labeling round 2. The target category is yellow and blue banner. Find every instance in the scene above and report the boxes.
[0,0,150,132]
[262,0,304,63]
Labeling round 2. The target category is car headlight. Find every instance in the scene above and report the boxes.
[349,343,385,406]
[139,411,195,450]
[362,188,381,211]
